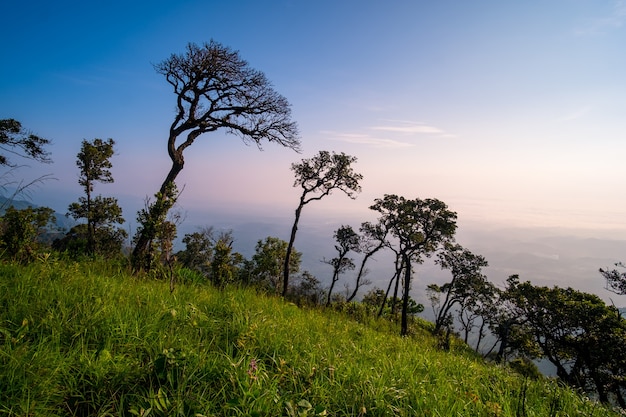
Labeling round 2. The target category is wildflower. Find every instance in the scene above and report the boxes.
[247,358,258,381]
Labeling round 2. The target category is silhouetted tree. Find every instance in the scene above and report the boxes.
[428,243,489,334]
[132,41,300,271]
[324,225,360,306]
[600,262,626,295]
[346,221,389,302]
[370,195,457,336]
[0,119,53,206]
[283,150,362,296]
[0,119,51,167]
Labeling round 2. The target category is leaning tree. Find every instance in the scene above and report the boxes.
[131,41,300,271]
[282,150,363,296]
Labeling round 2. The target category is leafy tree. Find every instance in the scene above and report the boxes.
[428,243,490,334]
[324,225,360,307]
[362,287,423,319]
[501,276,626,406]
[245,236,301,293]
[600,262,626,295]
[66,138,126,257]
[346,221,389,302]
[0,119,53,207]
[132,41,300,271]
[133,183,179,272]
[0,119,51,167]
[370,195,457,336]
[176,226,243,288]
[287,270,323,305]
[283,150,363,296]
[0,206,55,262]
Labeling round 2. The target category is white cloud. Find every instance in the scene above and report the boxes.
[321,131,415,148]
[370,119,456,138]
[555,106,592,122]
[575,0,626,35]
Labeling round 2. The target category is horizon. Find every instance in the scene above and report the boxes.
[2,1,626,304]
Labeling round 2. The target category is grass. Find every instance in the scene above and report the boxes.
[0,257,617,416]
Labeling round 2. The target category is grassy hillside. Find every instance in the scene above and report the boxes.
[0,259,615,416]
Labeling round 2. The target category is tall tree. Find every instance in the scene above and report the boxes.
[346,220,389,302]
[67,138,126,256]
[282,150,363,296]
[324,225,360,306]
[428,243,490,334]
[370,195,457,336]
[132,41,300,271]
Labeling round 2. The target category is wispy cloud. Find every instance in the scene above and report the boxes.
[555,106,592,122]
[321,131,415,148]
[321,120,455,148]
[575,0,626,35]
[370,119,456,138]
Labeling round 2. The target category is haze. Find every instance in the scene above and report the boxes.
[2,1,625,303]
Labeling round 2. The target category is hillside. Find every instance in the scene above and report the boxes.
[0,259,616,416]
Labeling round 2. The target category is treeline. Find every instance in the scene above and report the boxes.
[3,39,626,408]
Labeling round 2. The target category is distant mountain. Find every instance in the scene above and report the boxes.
[0,195,75,232]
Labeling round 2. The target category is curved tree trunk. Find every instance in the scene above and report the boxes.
[282,201,304,296]
[401,253,411,336]
[131,158,183,272]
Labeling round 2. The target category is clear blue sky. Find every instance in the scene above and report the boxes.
[2,0,626,236]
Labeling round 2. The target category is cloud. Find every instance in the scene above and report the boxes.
[370,119,457,138]
[555,105,592,122]
[321,131,415,148]
[575,0,626,35]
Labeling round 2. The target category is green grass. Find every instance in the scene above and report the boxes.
[0,258,616,416]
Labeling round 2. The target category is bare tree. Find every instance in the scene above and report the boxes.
[132,41,300,271]
[282,150,363,296]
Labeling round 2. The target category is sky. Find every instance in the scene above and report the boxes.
[2,0,626,300]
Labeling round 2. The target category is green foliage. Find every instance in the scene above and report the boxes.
[245,236,301,294]
[283,150,363,296]
[132,183,179,272]
[0,260,615,416]
[0,118,51,167]
[0,206,55,262]
[177,227,245,289]
[67,138,126,257]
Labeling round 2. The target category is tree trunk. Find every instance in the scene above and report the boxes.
[282,201,304,296]
[131,158,183,272]
[401,253,411,336]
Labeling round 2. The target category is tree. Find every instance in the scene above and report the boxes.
[428,243,489,334]
[67,138,126,256]
[132,40,300,271]
[346,221,389,302]
[246,236,301,293]
[176,226,243,288]
[370,195,457,336]
[600,262,626,295]
[0,206,55,262]
[0,119,53,207]
[324,225,360,307]
[500,277,626,406]
[0,119,51,167]
[282,150,363,296]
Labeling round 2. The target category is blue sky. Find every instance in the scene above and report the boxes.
[2,0,626,239]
